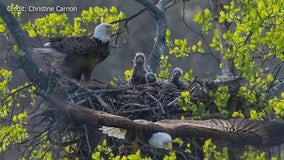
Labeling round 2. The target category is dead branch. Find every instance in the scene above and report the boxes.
[209,0,234,78]
[134,0,172,72]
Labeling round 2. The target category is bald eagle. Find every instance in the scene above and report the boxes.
[129,52,148,85]
[146,72,157,84]
[171,67,188,90]
[40,95,284,151]
[34,23,114,80]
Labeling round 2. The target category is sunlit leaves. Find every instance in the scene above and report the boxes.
[12,110,28,123]
[0,69,12,96]
[237,86,256,105]
[203,139,228,160]
[124,69,133,81]
[193,8,213,34]
[165,29,171,47]
[0,68,36,155]
[0,22,6,33]
[232,110,245,118]
[240,146,267,160]
[182,69,194,82]
[0,69,12,118]
[93,139,114,159]
[166,29,204,58]
[7,4,22,19]
[249,109,265,120]
[162,152,176,160]
[169,39,190,57]
[28,134,52,160]
[81,6,125,32]
[92,140,152,160]
[82,6,125,24]
[158,55,172,79]
[205,0,284,80]
[22,13,69,37]
[22,6,124,38]
[178,91,206,119]
[268,93,284,118]
[209,86,230,116]
[181,90,190,98]
[0,124,28,153]
[0,17,6,33]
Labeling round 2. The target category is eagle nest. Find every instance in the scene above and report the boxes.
[38,73,251,159]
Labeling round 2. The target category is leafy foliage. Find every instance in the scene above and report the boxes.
[1,0,284,159]
[166,29,204,58]
[158,55,172,79]
[0,5,126,160]
[22,6,125,38]
[209,86,230,116]
[178,91,206,119]
[0,69,33,154]
[193,8,213,34]
[203,139,228,160]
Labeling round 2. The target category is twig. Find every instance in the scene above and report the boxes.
[166,96,181,107]
[145,91,165,114]
[83,124,92,155]
[181,0,219,63]
[0,83,33,104]
[93,93,113,112]
[111,8,148,33]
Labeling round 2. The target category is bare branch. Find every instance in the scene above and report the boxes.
[111,7,148,33]
[209,0,234,78]
[134,0,173,72]
[181,1,220,63]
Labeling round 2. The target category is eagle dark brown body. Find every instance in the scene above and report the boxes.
[47,36,109,80]
[34,23,113,80]
[129,52,148,85]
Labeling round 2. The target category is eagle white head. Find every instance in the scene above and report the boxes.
[93,23,114,43]
[149,132,173,150]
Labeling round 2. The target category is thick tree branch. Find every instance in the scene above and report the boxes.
[0,2,51,90]
[135,0,171,72]
[209,0,235,80]
[40,94,137,129]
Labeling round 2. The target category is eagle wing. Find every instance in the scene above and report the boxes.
[156,119,284,147]
[47,36,98,56]
[40,95,284,147]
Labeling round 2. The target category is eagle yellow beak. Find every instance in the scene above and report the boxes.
[107,25,117,34]
[166,143,173,151]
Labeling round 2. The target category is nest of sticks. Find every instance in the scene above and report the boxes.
[31,72,250,159]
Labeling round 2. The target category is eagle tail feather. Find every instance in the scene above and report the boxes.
[99,126,127,139]
[33,48,65,58]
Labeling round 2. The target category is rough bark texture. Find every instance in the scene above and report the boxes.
[135,0,169,72]
[209,0,235,79]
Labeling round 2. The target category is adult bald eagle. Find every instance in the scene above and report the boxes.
[129,52,148,85]
[34,23,114,80]
[40,95,284,151]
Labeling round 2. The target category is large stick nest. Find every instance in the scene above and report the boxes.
[32,73,251,159]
